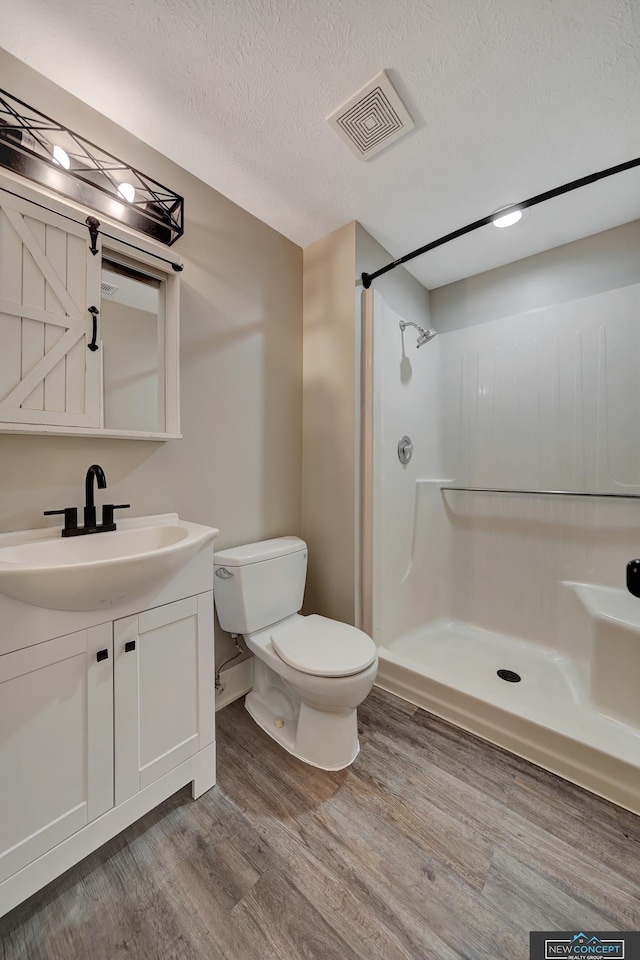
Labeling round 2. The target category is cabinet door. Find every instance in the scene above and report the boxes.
[0,191,100,427]
[0,625,113,884]
[114,593,214,804]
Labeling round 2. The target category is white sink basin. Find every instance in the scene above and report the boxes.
[0,513,219,611]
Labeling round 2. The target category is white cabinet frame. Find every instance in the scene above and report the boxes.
[0,169,181,440]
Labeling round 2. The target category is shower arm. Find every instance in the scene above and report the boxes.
[399,319,427,336]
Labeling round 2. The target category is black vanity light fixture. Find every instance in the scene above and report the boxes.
[0,89,184,247]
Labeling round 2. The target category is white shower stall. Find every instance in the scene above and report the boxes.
[360,222,640,813]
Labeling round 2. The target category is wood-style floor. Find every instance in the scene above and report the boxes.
[2,688,639,960]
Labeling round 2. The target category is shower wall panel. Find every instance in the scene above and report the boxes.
[437,281,640,648]
[372,282,640,651]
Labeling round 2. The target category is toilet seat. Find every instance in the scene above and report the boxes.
[271,614,377,678]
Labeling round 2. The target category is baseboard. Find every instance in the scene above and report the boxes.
[216,657,253,711]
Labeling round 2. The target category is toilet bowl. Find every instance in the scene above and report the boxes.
[213,537,378,770]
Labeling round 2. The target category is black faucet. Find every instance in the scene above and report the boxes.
[84,464,107,529]
[44,464,130,537]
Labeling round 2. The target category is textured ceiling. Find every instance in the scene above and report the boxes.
[2,0,639,287]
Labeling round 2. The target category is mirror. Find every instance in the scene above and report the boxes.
[100,256,165,433]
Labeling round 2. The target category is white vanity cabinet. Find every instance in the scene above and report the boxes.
[0,624,113,885]
[0,543,216,920]
[114,595,214,804]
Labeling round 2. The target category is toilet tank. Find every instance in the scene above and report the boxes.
[213,536,307,634]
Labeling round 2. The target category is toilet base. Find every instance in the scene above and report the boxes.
[244,661,360,770]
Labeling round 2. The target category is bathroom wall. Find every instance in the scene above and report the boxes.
[431,219,640,331]
[302,223,357,623]
[372,219,640,649]
[302,223,429,629]
[0,49,303,667]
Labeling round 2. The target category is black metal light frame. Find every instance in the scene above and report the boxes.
[0,89,184,247]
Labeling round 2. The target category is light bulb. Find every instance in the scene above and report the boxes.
[117,182,135,203]
[52,145,71,169]
[492,208,523,228]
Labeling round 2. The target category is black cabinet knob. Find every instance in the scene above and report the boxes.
[96,649,109,662]
[125,640,136,653]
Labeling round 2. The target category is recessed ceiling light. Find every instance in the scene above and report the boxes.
[492,208,523,228]
[117,182,135,203]
[52,145,70,169]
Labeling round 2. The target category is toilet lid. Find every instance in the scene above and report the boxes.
[271,615,377,678]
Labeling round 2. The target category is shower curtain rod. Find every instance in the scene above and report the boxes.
[361,156,640,289]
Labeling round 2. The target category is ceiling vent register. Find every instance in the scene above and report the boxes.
[327,70,414,161]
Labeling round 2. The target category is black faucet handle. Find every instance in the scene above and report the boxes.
[44,507,78,535]
[101,503,131,526]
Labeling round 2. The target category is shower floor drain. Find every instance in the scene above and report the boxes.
[497,669,521,683]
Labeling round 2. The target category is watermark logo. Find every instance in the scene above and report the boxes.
[531,932,640,960]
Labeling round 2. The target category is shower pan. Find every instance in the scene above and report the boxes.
[360,284,640,816]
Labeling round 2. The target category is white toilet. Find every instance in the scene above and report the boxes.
[213,536,378,770]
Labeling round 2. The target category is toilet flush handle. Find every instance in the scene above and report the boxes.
[215,567,234,579]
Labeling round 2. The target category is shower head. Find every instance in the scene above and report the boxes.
[416,328,437,348]
[399,319,437,348]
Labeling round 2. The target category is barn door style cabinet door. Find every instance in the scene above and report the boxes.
[0,191,101,428]
[0,174,181,439]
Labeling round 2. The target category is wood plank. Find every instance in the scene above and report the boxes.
[508,765,640,883]
[0,299,74,328]
[4,208,82,320]
[1,328,85,410]
[20,216,46,411]
[0,210,22,402]
[43,222,67,412]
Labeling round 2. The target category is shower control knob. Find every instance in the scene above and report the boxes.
[627,559,640,598]
[398,435,414,464]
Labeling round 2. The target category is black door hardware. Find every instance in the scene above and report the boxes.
[125,641,136,653]
[96,649,109,662]
[87,306,99,351]
[86,216,100,256]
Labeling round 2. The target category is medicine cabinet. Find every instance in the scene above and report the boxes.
[0,171,180,439]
